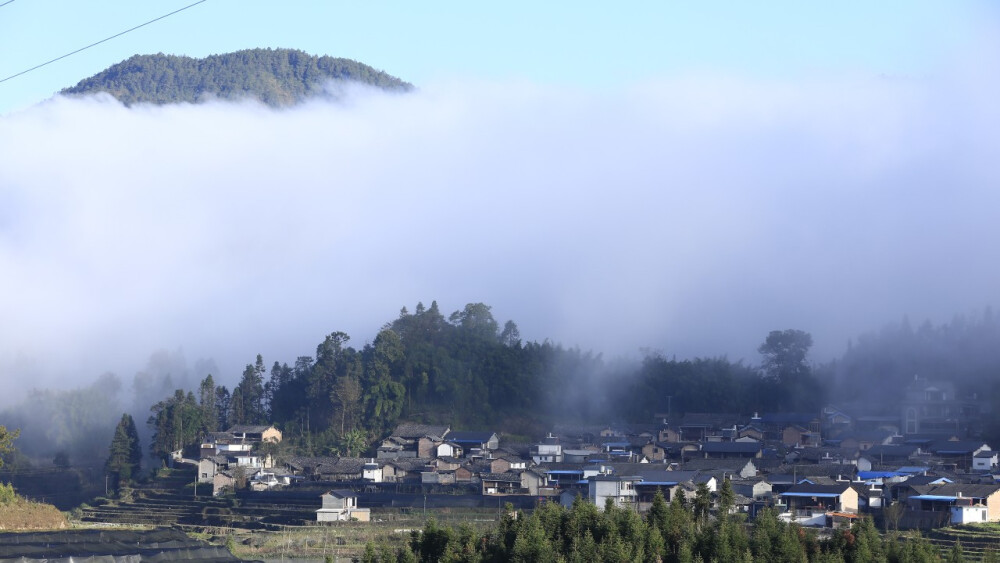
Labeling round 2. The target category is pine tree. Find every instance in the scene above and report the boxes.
[106,413,141,487]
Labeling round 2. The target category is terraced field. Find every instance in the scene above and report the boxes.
[77,467,319,530]
[925,525,1000,562]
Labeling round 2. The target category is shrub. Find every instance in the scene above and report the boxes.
[0,481,18,504]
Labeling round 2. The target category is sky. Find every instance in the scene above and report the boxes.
[1,1,999,398]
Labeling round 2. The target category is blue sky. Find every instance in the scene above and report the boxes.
[0,1,992,114]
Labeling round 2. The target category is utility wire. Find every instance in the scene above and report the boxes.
[0,1,16,8]
[0,0,207,84]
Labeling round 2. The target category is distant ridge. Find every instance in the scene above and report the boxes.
[61,48,412,107]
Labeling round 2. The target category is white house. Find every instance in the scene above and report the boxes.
[317,490,370,522]
[532,434,563,464]
[974,451,998,472]
[588,474,640,510]
[362,459,383,483]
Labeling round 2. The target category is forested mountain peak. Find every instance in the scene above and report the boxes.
[60,48,413,107]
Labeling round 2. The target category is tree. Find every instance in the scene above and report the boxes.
[198,374,218,434]
[758,329,823,412]
[500,320,521,347]
[694,482,712,526]
[148,390,202,462]
[0,425,19,469]
[106,413,142,487]
[234,356,266,424]
[450,303,499,341]
[758,329,813,381]
[719,477,735,519]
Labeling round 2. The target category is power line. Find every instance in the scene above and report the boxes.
[0,1,16,8]
[0,0,208,85]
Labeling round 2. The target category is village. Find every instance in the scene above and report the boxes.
[182,376,999,532]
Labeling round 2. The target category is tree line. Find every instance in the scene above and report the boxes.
[144,301,828,463]
[362,485,969,563]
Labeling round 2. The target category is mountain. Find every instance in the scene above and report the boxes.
[61,48,412,107]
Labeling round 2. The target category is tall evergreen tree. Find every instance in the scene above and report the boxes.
[106,413,141,487]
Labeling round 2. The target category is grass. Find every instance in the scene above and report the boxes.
[0,495,68,530]
[220,508,502,560]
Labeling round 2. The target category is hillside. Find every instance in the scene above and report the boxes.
[61,48,412,107]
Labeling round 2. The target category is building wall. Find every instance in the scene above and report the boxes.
[840,488,860,513]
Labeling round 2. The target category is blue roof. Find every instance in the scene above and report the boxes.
[858,471,905,479]
[547,470,584,475]
[782,492,842,498]
[911,495,960,502]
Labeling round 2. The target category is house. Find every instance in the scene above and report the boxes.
[730,479,773,501]
[315,457,366,481]
[642,441,672,462]
[362,459,382,483]
[199,451,270,486]
[489,456,527,474]
[677,413,742,442]
[588,474,641,510]
[481,473,523,495]
[780,483,859,526]
[738,425,765,442]
[447,431,500,454]
[928,441,991,471]
[602,441,633,460]
[680,458,758,479]
[857,444,919,470]
[317,490,370,522]
[822,406,853,429]
[226,424,282,444]
[422,469,456,485]
[901,378,978,435]
[285,456,339,479]
[783,425,820,448]
[697,441,763,460]
[834,430,895,452]
[521,469,556,496]
[907,483,1000,522]
[378,423,450,459]
[974,450,998,472]
[213,470,236,495]
[456,460,491,482]
[888,475,954,504]
[382,458,432,483]
[531,434,563,464]
[759,413,822,442]
[563,449,598,463]
[436,442,463,459]
[657,427,681,443]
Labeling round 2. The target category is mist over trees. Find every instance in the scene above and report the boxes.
[836,309,1000,398]
[132,302,835,461]
[4,302,1000,469]
[60,48,412,107]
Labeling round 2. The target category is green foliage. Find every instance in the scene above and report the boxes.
[147,389,205,461]
[106,413,142,486]
[0,481,17,504]
[61,48,413,107]
[0,425,19,469]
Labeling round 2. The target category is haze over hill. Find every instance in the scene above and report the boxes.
[60,48,412,107]
[2,36,1000,412]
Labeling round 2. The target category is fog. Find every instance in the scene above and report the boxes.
[1,56,999,404]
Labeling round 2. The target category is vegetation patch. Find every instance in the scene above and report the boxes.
[0,485,67,531]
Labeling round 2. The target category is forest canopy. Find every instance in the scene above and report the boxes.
[60,48,412,107]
